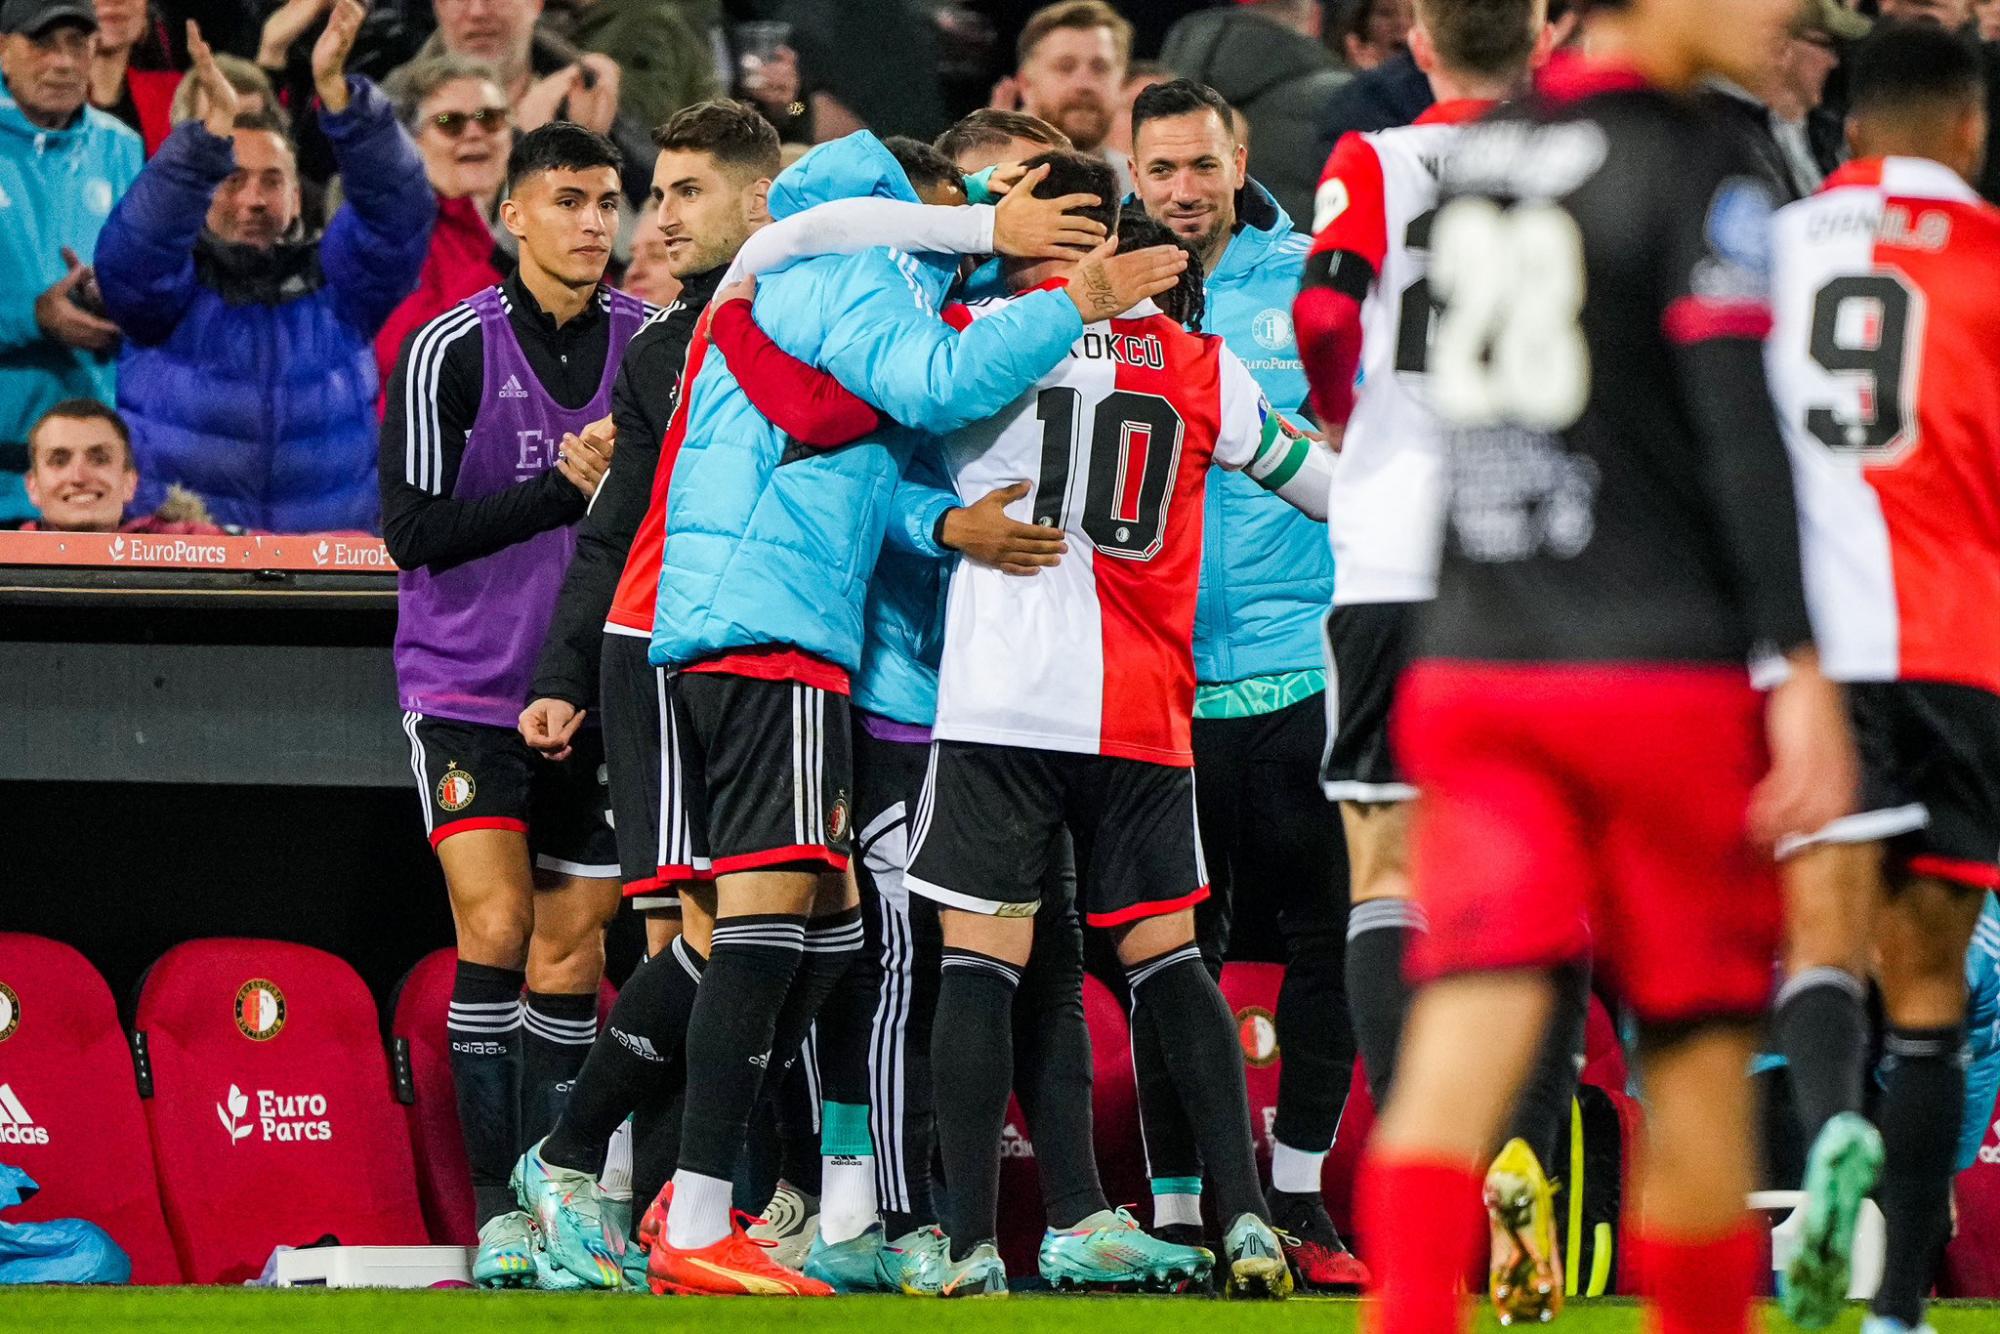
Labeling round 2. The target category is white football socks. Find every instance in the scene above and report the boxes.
[819,1153,879,1245]
[1270,1140,1329,1195]
[664,1168,733,1250]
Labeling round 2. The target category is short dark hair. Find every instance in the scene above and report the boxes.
[28,398,132,470]
[506,121,623,197]
[1117,207,1204,330]
[1022,148,1118,236]
[1414,0,1541,80]
[884,135,962,198]
[1850,21,1985,120]
[1129,78,1235,148]
[933,109,1072,165]
[652,98,781,180]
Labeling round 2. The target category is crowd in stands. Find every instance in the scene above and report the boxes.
[0,0,1971,536]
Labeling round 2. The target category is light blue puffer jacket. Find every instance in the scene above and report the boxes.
[649,132,1083,673]
[0,94,141,521]
[1191,180,1334,685]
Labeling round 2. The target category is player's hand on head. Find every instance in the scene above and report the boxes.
[993,163,1107,260]
[940,481,1067,575]
[556,427,612,497]
[983,162,1029,198]
[1066,234,1188,324]
[519,698,585,761]
[1750,649,1858,848]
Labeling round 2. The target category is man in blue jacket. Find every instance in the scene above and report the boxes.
[1130,77,1364,1290]
[94,4,432,533]
[0,0,142,524]
[641,129,1187,1296]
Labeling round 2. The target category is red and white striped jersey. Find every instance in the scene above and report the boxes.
[1768,156,2000,693]
[931,294,1281,766]
[1311,100,1491,604]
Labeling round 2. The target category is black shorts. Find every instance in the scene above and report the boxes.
[853,719,933,875]
[599,632,678,914]
[1321,601,1420,803]
[904,739,1207,928]
[656,670,854,883]
[1785,680,2000,890]
[402,712,616,876]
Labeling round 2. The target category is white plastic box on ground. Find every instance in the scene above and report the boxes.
[273,1245,474,1288]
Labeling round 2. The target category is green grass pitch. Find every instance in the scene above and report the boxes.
[4,1292,2000,1334]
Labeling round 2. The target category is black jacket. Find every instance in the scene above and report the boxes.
[529,264,723,707]
[1161,8,1352,227]
[1314,51,1434,171]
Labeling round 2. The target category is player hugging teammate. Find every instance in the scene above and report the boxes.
[380,0,2000,1319]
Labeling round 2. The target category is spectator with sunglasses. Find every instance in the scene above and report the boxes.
[375,53,516,405]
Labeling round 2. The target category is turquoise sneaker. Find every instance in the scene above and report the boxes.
[1784,1112,1885,1329]
[887,1225,951,1289]
[620,1239,650,1290]
[1038,1207,1214,1292]
[513,1138,625,1290]
[1221,1213,1293,1300]
[803,1222,903,1292]
[901,1238,1009,1297]
[471,1210,536,1288]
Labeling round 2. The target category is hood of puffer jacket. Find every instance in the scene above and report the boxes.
[768,130,921,220]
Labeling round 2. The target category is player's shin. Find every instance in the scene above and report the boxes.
[449,960,527,1226]
[1014,904,1112,1230]
[1120,937,1266,1225]
[667,911,808,1251]
[1363,972,1550,1334]
[933,946,1022,1260]
[1630,1021,1761,1334]
[541,942,703,1173]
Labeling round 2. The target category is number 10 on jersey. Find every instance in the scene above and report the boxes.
[1033,386,1187,561]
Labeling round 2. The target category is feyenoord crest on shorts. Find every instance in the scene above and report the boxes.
[437,765,476,813]
[0,981,18,1043]
[234,978,287,1042]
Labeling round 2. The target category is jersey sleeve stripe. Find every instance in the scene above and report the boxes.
[404,305,480,495]
[1662,295,1774,345]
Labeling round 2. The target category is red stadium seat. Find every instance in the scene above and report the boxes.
[134,938,427,1282]
[389,948,619,1247]
[0,933,180,1283]
[389,949,476,1246]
